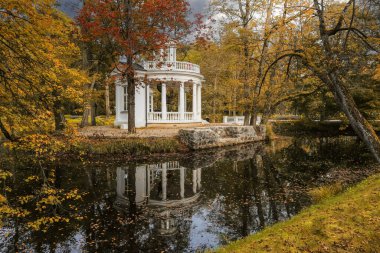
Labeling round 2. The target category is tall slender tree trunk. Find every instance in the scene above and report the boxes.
[261,68,277,125]
[242,39,251,125]
[53,99,65,131]
[91,102,97,126]
[127,77,136,133]
[126,56,136,134]
[212,77,217,123]
[250,0,274,127]
[80,77,96,128]
[105,82,111,118]
[240,1,252,126]
[122,0,136,134]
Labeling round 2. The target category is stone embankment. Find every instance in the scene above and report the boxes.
[179,126,266,150]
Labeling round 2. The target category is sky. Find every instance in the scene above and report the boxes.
[57,0,210,19]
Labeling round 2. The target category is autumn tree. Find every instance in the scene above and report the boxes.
[262,0,380,162]
[78,0,191,133]
[0,0,87,139]
[210,0,259,125]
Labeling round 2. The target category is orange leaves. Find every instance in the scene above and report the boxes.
[77,0,191,69]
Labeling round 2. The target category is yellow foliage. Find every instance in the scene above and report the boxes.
[0,0,88,136]
[0,169,29,227]
[3,167,84,231]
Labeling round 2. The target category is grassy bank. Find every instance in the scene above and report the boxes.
[216,173,380,253]
[271,120,380,136]
[1,135,187,163]
[72,137,186,156]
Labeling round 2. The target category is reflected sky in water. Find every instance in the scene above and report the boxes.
[0,136,376,252]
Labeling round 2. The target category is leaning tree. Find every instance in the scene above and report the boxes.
[262,0,380,162]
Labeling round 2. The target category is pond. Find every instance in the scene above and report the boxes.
[0,136,377,252]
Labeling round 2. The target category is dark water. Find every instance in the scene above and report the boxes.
[0,136,377,252]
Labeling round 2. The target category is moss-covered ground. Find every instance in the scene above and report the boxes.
[216,173,380,253]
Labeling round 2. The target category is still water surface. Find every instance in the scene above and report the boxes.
[0,136,376,252]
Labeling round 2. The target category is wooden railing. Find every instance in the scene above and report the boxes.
[143,61,201,74]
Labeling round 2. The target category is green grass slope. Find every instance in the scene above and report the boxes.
[216,174,380,253]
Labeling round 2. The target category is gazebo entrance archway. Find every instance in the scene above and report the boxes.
[146,80,202,124]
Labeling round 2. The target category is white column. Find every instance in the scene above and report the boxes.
[146,84,150,121]
[115,81,120,123]
[150,95,154,112]
[180,168,185,199]
[192,82,197,121]
[162,163,167,201]
[161,83,167,121]
[135,167,147,204]
[147,167,151,199]
[116,168,125,197]
[197,169,202,191]
[179,82,185,120]
[197,83,202,120]
[192,169,197,193]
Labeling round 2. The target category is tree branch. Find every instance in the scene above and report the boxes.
[258,52,305,96]
[327,0,354,36]
[343,0,355,49]
[333,27,379,52]
[273,85,323,107]
[0,119,16,142]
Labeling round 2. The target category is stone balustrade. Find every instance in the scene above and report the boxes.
[179,126,266,150]
[143,61,201,74]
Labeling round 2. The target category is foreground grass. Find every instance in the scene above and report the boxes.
[65,115,115,127]
[216,173,380,253]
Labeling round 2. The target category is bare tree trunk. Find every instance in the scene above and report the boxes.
[105,82,111,118]
[80,106,90,128]
[80,77,96,128]
[122,0,136,134]
[212,77,217,123]
[52,95,67,132]
[53,111,66,131]
[240,2,252,126]
[127,76,136,133]
[233,85,237,116]
[91,102,96,126]
[261,68,277,125]
[126,56,136,134]
[251,0,274,127]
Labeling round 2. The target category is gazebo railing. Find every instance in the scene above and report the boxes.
[143,61,201,74]
[167,112,180,121]
[184,112,194,121]
[148,112,195,123]
[148,112,162,121]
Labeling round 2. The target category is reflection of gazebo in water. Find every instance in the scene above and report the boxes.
[115,161,202,236]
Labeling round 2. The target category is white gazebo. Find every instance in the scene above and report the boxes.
[114,42,204,128]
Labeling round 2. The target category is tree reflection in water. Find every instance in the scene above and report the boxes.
[0,136,375,252]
